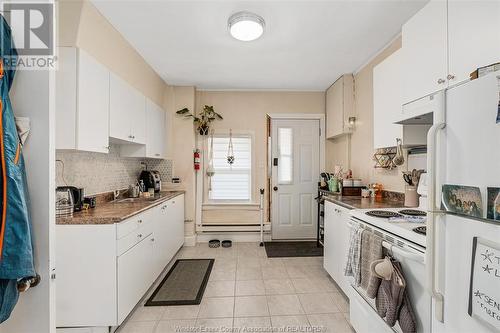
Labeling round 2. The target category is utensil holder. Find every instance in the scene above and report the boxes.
[404,186,419,207]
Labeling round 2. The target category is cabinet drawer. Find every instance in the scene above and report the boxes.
[116,210,152,239]
[117,225,154,257]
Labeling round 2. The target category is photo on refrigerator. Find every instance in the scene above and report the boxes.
[441,185,483,218]
[486,187,500,221]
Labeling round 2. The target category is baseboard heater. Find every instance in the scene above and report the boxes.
[197,224,271,233]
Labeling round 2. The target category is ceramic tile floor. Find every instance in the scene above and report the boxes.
[118,242,353,333]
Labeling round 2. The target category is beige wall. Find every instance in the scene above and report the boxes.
[196,91,325,222]
[168,86,197,235]
[326,36,407,193]
[57,0,166,106]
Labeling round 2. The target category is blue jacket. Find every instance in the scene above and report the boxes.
[0,15,36,323]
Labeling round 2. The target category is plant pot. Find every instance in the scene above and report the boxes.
[198,125,209,135]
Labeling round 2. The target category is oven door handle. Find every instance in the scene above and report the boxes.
[382,241,424,263]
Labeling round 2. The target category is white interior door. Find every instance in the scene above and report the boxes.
[271,119,320,239]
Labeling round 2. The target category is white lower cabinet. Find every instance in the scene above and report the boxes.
[323,201,351,295]
[56,194,185,329]
[117,233,155,324]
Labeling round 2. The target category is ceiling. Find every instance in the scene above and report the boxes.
[91,1,427,91]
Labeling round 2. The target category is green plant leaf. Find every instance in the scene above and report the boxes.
[176,108,190,114]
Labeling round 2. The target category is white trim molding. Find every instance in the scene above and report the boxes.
[267,113,326,174]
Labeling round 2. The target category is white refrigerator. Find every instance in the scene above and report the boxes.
[427,71,500,333]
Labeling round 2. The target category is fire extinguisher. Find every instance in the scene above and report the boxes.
[194,149,201,171]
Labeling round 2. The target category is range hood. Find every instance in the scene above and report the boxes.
[396,91,444,125]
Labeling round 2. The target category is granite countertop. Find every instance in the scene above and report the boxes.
[57,191,184,225]
[323,194,404,210]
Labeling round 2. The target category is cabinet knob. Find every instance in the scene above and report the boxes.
[447,74,455,80]
[273,186,278,192]
[138,234,143,238]
[151,238,155,242]
[138,219,143,224]
[104,146,110,150]
[437,78,446,84]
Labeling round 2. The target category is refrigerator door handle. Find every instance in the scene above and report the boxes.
[426,121,446,323]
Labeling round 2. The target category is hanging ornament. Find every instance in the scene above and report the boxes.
[206,130,215,192]
[227,129,235,165]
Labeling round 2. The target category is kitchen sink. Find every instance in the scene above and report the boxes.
[113,197,161,203]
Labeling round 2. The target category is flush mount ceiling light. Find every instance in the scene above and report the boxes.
[228,11,265,42]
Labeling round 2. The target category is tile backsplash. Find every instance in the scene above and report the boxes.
[56,145,172,196]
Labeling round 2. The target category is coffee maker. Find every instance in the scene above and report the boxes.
[139,170,161,193]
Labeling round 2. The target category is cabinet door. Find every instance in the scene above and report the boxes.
[130,92,146,144]
[326,78,344,138]
[159,196,185,264]
[146,99,166,158]
[109,73,146,144]
[401,0,448,104]
[170,195,185,252]
[373,49,403,149]
[117,234,154,324]
[323,201,336,276]
[335,206,352,295]
[448,0,500,85]
[77,50,110,153]
[109,73,132,142]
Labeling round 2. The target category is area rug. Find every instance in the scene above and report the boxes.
[264,241,323,258]
[145,259,214,306]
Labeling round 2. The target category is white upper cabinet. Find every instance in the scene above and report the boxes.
[326,74,354,139]
[401,0,448,105]
[374,50,404,149]
[121,99,166,159]
[146,100,166,159]
[447,0,500,85]
[373,50,429,149]
[109,73,146,144]
[56,47,110,153]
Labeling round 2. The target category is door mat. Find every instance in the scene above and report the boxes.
[264,241,323,258]
[145,259,214,306]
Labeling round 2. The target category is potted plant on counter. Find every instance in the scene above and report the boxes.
[176,105,223,135]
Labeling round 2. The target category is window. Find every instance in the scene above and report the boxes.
[278,127,293,184]
[208,134,252,201]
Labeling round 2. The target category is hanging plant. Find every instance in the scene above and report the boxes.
[207,130,216,192]
[176,105,223,135]
[227,129,235,165]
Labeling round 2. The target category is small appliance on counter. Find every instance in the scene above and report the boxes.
[139,170,161,193]
[56,186,84,212]
[83,196,96,209]
[56,188,74,217]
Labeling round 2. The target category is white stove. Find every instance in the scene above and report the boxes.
[350,207,426,247]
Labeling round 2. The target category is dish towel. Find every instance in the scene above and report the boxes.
[393,261,417,333]
[375,260,417,333]
[375,259,406,327]
[344,224,363,286]
[359,232,383,298]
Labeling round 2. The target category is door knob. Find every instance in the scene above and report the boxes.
[273,186,278,191]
